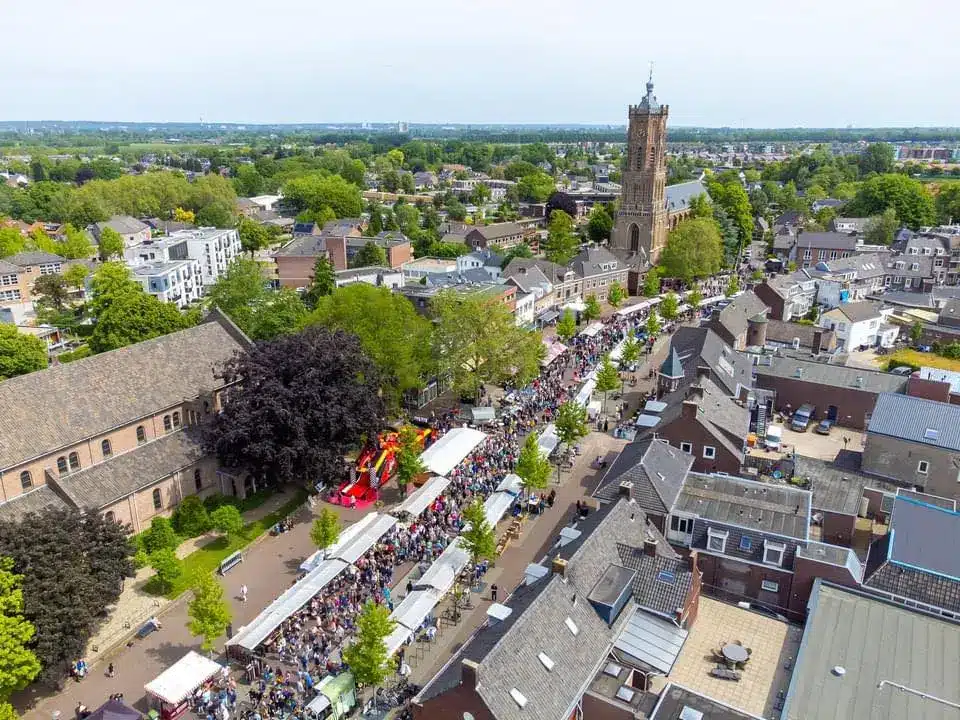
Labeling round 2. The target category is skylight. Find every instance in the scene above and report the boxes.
[510,688,528,708]
[538,652,555,671]
[565,617,579,636]
[924,428,940,441]
[616,686,636,703]
[656,570,676,585]
[740,536,753,551]
[603,662,623,678]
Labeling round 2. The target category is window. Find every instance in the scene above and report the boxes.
[739,536,753,552]
[57,456,68,475]
[136,425,146,444]
[163,415,172,432]
[68,452,80,471]
[19,470,32,490]
[172,411,181,428]
[924,428,939,441]
[707,527,728,553]
[0,273,18,286]
[670,515,692,534]
[152,488,163,510]
[0,289,22,301]
[656,570,676,585]
[564,617,579,636]
[538,652,555,671]
[761,579,780,593]
[918,460,930,474]
[194,469,203,492]
[703,446,717,459]
[680,442,693,454]
[763,540,786,566]
[510,689,528,709]
[98,438,112,459]
[911,263,919,271]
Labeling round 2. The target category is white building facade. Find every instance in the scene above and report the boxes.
[170,228,242,286]
[132,259,203,308]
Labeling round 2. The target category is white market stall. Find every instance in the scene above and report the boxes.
[419,427,487,476]
[483,491,516,528]
[541,339,568,366]
[537,424,560,458]
[563,299,587,313]
[496,473,523,496]
[329,513,397,565]
[580,322,604,338]
[145,651,225,720]
[575,378,596,407]
[390,588,443,632]
[392,475,451,518]
[384,625,414,657]
[616,300,651,317]
[701,295,726,306]
[414,538,470,594]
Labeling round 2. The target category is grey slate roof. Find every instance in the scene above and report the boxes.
[568,246,621,279]
[867,393,960,451]
[0,259,22,274]
[55,430,205,510]
[676,473,811,540]
[795,231,860,251]
[470,221,522,240]
[0,484,71,521]
[794,454,900,516]
[652,684,763,720]
[619,548,693,619]
[886,495,960,582]
[711,291,768,343]
[755,356,908,394]
[668,326,752,396]
[593,437,693,514]
[273,235,327,257]
[5,251,64,266]
[664,180,707,214]
[95,215,149,236]
[831,300,882,324]
[0,315,247,471]
[784,582,960,720]
[765,319,826,348]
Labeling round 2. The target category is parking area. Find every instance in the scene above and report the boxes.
[782,424,865,461]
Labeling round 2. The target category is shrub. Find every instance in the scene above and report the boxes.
[133,549,149,569]
[172,496,211,537]
[141,516,180,554]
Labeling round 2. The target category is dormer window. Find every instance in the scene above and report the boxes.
[707,527,728,553]
[763,539,786,566]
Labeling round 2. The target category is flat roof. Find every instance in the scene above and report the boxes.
[794,455,900,516]
[651,684,764,720]
[785,582,960,720]
[588,564,637,606]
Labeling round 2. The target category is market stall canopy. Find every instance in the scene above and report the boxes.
[414,538,470,594]
[541,339,568,366]
[86,700,141,720]
[483,491,515,528]
[470,406,496,424]
[701,295,726,306]
[538,424,560,458]
[644,400,668,413]
[384,625,413,657]
[393,475,450,518]
[580,322,604,338]
[563,300,587,313]
[635,414,662,428]
[496,473,523,496]
[145,651,224,705]
[537,309,560,324]
[390,588,443,631]
[330,513,398,565]
[575,379,596,407]
[616,300,651,317]
[419,427,487,476]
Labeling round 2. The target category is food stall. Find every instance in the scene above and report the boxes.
[305,672,357,720]
[144,651,225,720]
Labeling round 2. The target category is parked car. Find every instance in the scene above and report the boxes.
[889,365,914,376]
[791,404,816,432]
[815,419,834,435]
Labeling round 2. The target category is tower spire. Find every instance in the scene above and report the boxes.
[646,61,655,100]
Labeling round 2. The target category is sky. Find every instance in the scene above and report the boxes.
[2,0,957,127]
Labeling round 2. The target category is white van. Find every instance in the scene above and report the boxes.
[765,425,784,451]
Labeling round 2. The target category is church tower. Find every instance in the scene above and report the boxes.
[611,72,669,265]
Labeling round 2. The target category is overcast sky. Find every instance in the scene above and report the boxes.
[3,0,956,127]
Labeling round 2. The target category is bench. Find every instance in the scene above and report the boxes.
[219,551,244,575]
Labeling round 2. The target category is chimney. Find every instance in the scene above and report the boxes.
[812,329,824,355]
[688,383,705,400]
[682,399,699,420]
[551,558,568,577]
[461,659,479,690]
[696,365,711,383]
[675,607,685,625]
[619,480,634,498]
[643,537,658,557]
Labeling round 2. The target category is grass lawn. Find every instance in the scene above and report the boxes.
[145,488,308,599]
[888,349,960,373]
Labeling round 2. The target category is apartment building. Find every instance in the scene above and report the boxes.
[168,227,242,285]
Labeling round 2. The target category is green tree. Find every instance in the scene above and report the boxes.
[353,241,388,268]
[460,499,496,570]
[55,224,94,259]
[341,601,396,705]
[234,164,265,197]
[607,281,626,307]
[860,143,896,175]
[515,432,551,497]
[395,425,427,497]
[586,204,613,243]
[846,174,935,229]
[0,325,47,380]
[555,308,576,342]
[238,217,271,256]
[283,173,363,218]
[689,193,713,219]
[97,225,124,260]
[445,198,467,221]
[554,401,588,478]
[725,275,741,297]
[660,219,723,283]
[642,268,661,297]
[659,291,679,321]
[499,243,533,268]
[864,207,899,245]
[210,505,244,538]
[583,294,601,321]
[0,228,25,258]
[707,174,754,245]
[0,556,41,702]
[196,200,235,228]
[187,573,232,652]
[619,334,641,370]
[149,548,183,593]
[89,291,194,353]
[646,308,662,336]
[310,507,342,555]
[910,321,924,344]
[303,256,337,308]
[517,171,556,203]
[543,209,579,265]
[142,516,180,554]
[172,496,211,537]
[935,184,960,224]
[595,354,620,417]
[32,273,70,312]
[64,263,89,290]
[248,288,308,342]
[205,257,267,334]
[688,284,703,310]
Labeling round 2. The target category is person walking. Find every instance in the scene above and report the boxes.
[107,662,115,678]
[240,584,248,603]
[491,583,498,602]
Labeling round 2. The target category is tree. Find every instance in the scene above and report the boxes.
[172,496,211,537]
[517,171,556,203]
[89,291,194,353]
[0,325,47,380]
[660,219,723,283]
[688,284,703,310]
[283,173,363,218]
[57,224,94,259]
[860,143,896,175]
[89,261,142,317]
[353,241,388,268]
[97,226,124,260]
[187,573,232,652]
[515,432,551,497]
[305,284,434,407]
[725,275,741,297]
[205,257,267,334]
[149,548,183,593]
[607,281,626,307]
[341,601,396,704]
[910,321,924,344]
[706,174,753,246]
[646,308,662,337]
[238,217,271,256]
[689,193,713,219]
[63,263,89,290]
[0,509,134,684]
[173,207,196,224]
[196,200,235,228]
[142,516,180,554]
[247,288,309,342]
[210,505,244,538]
[864,207,899,245]
[935,184,960,224]
[543,209,579,265]
[205,327,385,487]
[642,268,661,298]
[555,308,576,342]
[32,273,70,312]
[0,556,40,701]
[303,256,336,308]
[713,205,740,266]
[586,204,613,243]
[311,507,342,554]
[583,294,601,321]
[659,292,679,321]
[595,354,620,417]
[460,499,496,571]
[846,174,935,229]
[395,424,427,497]
[445,198,467,221]
[554,401,588,478]
[499,243,533,268]
[0,229,24,258]
[619,334,641,371]
[432,289,544,401]
[748,188,769,217]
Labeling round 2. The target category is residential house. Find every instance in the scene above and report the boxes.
[817,300,892,350]
[344,232,413,269]
[91,216,151,248]
[884,253,935,293]
[862,393,960,499]
[272,236,333,289]
[513,292,535,327]
[168,227,242,286]
[502,257,582,305]
[763,319,836,353]
[753,356,908,429]
[754,273,819,321]
[810,198,844,214]
[709,291,769,350]
[402,257,458,280]
[665,326,753,397]
[0,313,251,532]
[805,253,888,304]
[829,217,869,234]
[464,222,525,250]
[0,252,67,307]
[333,266,404,289]
[456,249,503,281]
[413,171,437,190]
[502,263,556,319]
[568,246,628,303]
[398,278,515,317]
[794,232,862,268]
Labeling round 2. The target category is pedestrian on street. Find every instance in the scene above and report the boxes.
[491,583,498,602]
[240,584,248,603]
[107,662,114,678]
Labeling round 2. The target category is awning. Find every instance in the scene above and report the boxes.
[393,476,450,517]
[525,563,550,584]
[419,427,487,476]
[635,414,661,428]
[496,473,523,496]
[538,424,560,458]
[616,301,650,317]
[471,406,496,424]
[537,310,560,324]
[415,538,470,594]
[702,295,726,305]
[541,339,568,366]
[580,322,604,338]
[613,608,688,675]
[306,695,331,715]
[575,379,596,407]
[564,300,587,313]
[390,588,442,631]
[644,400,668,413]
[300,550,323,573]
[384,625,413,657]
[483,491,515,528]
[145,651,224,705]
[330,514,397,565]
